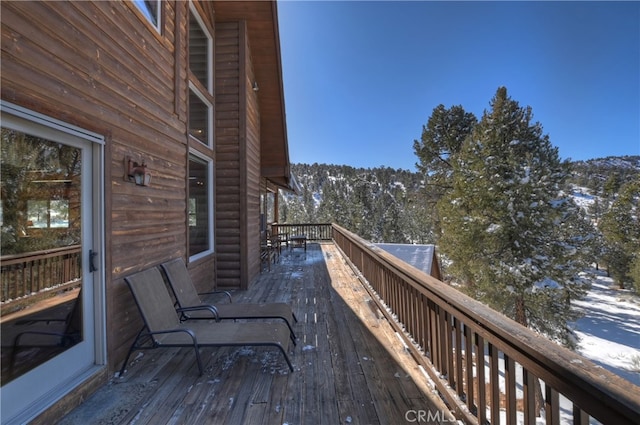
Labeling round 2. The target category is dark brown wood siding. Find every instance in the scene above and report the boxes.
[0,0,219,373]
[214,20,261,289]
[244,25,262,284]
[2,1,285,421]
[215,21,242,288]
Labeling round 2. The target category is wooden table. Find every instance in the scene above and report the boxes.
[289,234,307,251]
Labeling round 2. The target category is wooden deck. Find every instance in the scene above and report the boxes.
[59,243,453,425]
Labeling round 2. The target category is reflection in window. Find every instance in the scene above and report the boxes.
[27,200,69,228]
[188,154,212,258]
[188,198,197,227]
[189,89,209,145]
[189,10,210,90]
[0,127,83,384]
[1,128,81,254]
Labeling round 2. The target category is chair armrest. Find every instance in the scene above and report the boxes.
[177,304,220,321]
[142,328,198,345]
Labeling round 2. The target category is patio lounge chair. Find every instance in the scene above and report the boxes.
[160,259,298,343]
[120,267,294,376]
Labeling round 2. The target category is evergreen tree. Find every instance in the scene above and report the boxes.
[437,87,590,348]
[600,178,640,290]
[413,104,477,239]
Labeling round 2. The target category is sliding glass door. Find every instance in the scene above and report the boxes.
[1,105,105,424]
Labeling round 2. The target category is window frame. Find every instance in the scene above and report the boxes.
[187,150,214,262]
[186,3,215,262]
[188,3,214,149]
[188,82,214,148]
[188,5,213,93]
[132,0,162,33]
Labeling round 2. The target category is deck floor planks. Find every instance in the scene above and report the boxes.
[336,267,424,424]
[121,352,199,424]
[297,247,324,425]
[327,278,382,423]
[280,250,314,425]
[59,243,451,425]
[303,246,340,425]
[313,285,341,423]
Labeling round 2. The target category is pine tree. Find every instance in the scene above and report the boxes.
[438,87,590,348]
[413,105,477,240]
[600,178,640,290]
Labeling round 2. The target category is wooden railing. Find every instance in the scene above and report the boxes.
[332,224,640,425]
[1,245,82,311]
[271,223,333,241]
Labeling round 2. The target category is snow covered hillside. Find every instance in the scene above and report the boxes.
[568,185,640,386]
[573,270,640,386]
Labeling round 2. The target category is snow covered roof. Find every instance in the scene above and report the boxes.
[375,243,439,278]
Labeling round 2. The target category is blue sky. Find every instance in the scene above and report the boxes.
[277,1,640,170]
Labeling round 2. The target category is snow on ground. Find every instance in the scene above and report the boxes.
[572,269,640,386]
[570,186,596,212]
[461,268,640,424]
[565,187,640,384]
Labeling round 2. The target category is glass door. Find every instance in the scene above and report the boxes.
[1,106,104,424]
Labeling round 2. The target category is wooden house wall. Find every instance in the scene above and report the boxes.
[214,20,260,289]
[0,0,220,374]
[243,27,263,284]
[215,21,243,288]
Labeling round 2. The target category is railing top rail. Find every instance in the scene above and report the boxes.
[331,223,640,424]
[0,245,82,265]
[272,223,333,240]
[272,223,333,226]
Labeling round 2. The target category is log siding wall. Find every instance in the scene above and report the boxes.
[215,21,261,289]
[2,0,221,377]
[2,0,182,374]
[244,27,262,285]
[2,1,279,421]
[215,22,243,288]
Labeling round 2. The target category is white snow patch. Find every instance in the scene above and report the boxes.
[487,223,501,233]
[573,271,640,385]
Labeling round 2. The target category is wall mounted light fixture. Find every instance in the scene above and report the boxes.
[252,81,259,92]
[125,156,152,186]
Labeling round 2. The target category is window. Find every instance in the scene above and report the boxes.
[188,153,213,259]
[187,6,214,261]
[189,88,210,145]
[188,6,213,148]
[189,10,210,90]
[133,0,161,31]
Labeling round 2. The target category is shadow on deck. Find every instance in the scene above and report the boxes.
[59,243,453,425]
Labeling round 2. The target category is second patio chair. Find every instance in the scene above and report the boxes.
[120,267,294,376]
[160,258,298,344]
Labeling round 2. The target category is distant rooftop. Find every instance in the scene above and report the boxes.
[375,243,437,277]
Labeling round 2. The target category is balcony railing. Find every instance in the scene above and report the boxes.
[0,245,82,315]
[329,223,639,425]
[271,223,333,241]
